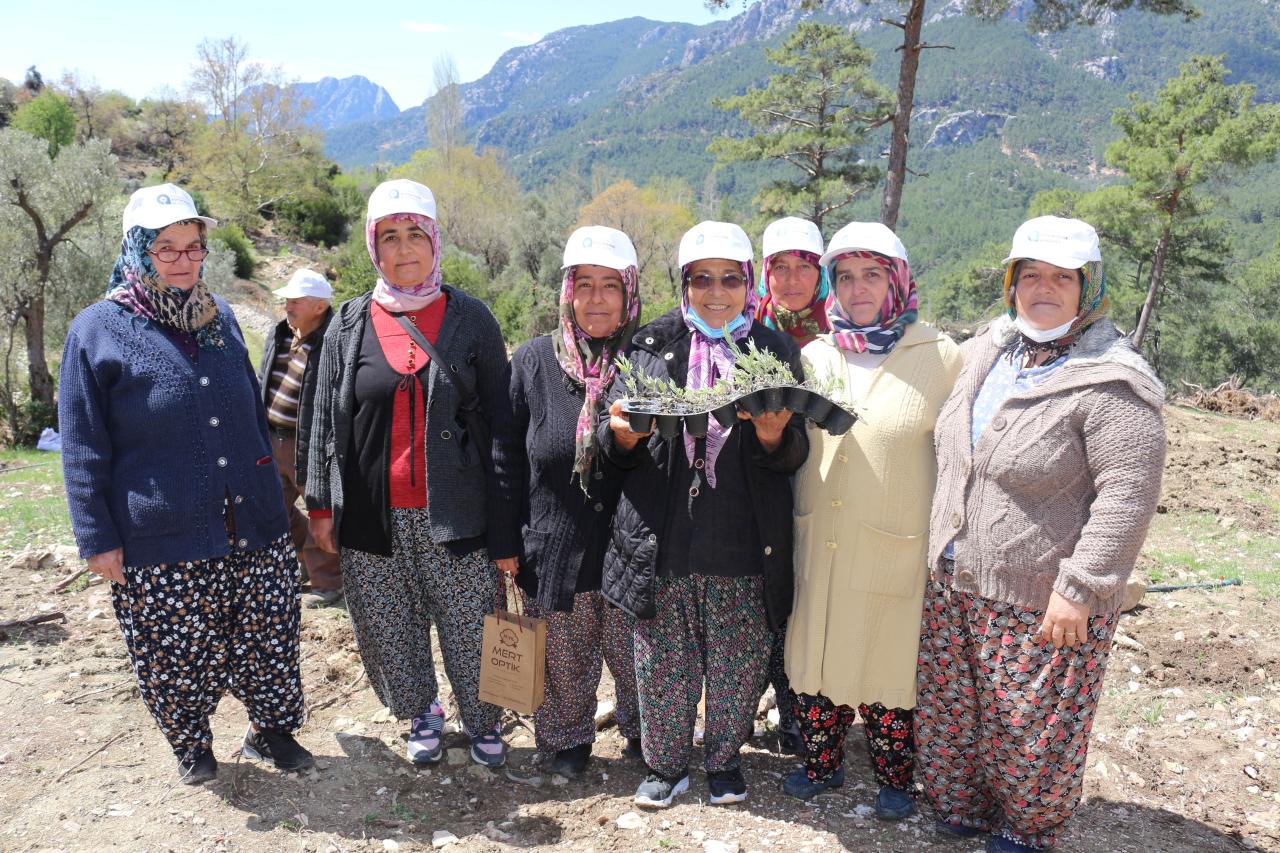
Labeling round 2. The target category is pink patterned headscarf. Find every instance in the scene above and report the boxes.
[826,250,918,354]
[366,212,443,312]
[681,260,757,488]
[553,264,642,491]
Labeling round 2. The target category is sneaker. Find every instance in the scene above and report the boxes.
[707,767,748,805]
[781,765,844,800]
[242,726,315,772]
[407,702,445,764]
[621,736,643,761]
[986,834,1041,852]
[550,743,591,779]
[935,819,984,839]
[178,748,218,785]
[777,720,803,755]
[301,588,343,608]
[874,784,916,821]
[468,726,508,768]
[634,770,690,808]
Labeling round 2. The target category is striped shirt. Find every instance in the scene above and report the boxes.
[265,334,314,430]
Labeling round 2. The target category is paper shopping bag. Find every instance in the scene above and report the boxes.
[477,607,546,715]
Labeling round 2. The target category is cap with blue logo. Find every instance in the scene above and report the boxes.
[121,183,217,236]
[367,179,437,222]
[1002,215,1101,270]
[678,220,753,269]
[562,226,638,272]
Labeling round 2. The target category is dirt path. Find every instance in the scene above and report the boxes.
[1,405,1276,852]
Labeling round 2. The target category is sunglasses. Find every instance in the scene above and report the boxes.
[686,272,749,291]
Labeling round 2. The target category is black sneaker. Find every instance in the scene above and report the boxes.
[634,770,689,808]
[621,736,643,760]
[707,767,748,805]
[178,748,218,785]
[242,726,315,772]
[550,743,591,779]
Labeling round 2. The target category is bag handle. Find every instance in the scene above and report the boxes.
[496,572,530,632]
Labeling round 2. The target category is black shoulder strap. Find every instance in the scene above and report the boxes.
[392,313,478,408]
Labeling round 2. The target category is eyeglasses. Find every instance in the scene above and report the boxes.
[148,247,210,263]
[686,272,749,291]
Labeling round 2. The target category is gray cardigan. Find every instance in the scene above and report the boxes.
[303,287,519,559]
[928,316,1166,613]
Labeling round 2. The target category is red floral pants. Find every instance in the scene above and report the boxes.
[914,561,1117,849]
[792,691,914,789]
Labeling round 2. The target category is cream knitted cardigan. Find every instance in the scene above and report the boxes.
[927,316,1166,613]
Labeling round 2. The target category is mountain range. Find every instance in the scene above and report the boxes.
[288,75,399,130]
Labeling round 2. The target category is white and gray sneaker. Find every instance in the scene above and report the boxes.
[634,771,690,808]
[407,701,445,764]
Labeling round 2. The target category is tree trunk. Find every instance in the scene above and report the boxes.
[880,0,926,231]
[21,295,55,416]
[1132,225,1170,349]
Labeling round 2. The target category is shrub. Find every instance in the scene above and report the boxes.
[276,194,350,247]
[209,224,255,279]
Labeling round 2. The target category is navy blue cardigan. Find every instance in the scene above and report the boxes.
[58,298,289,566]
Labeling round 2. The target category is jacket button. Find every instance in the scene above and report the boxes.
[664,352,674,361]
[234,495,243,504]
[992,415,1007,431]
[237,538,248,549]
[694,458,705,469]
[217,457,228,468]
[951,513,962,529]
[644,337,655,345]
[199,376,209,386]
[209,417,220,427]
[837,454,848,463]
[825,540,838,550]
[957,569,975,584]
[441,430,452,440]
[689,486,700,498]
[594,502,604,512]
[647,534,657,544]
[593,471,603,480]
[831,499,842,508]
[763,545,773,556]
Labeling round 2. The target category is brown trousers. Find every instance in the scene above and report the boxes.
[270,430,342,591]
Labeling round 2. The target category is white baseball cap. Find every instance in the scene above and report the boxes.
[820,221,907,268]
[1003,215,1101,269]
[678,220,753,269]
[273,268,333,300]
[562,226,638,271]
[762,217,824,260]
[367,179,437,222]
[122,183,217,236]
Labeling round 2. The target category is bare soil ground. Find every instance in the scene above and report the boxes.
[1,403,1277,852]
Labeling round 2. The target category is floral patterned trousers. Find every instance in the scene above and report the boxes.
[792,692,915,789]
[915,559,1118,849]
[528,591,641,754]
[634,574,772,779]
[110,533,305,764]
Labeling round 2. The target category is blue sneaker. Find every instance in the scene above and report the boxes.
[468,725,508,768]
[987,834,1042,852]
[407,702,444,765]
[782,766,845,800]
[874,784,916,820]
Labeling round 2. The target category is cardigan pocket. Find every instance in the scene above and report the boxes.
[847,521,928,599]
[125,476,184,536]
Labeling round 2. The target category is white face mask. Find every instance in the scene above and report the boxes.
[1014,314,1075,343]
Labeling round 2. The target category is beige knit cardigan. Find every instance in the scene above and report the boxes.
[927,316,1166,613]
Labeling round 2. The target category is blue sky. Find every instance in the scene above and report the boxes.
[1,1,727,111]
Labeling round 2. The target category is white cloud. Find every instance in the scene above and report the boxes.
[499,31,541,42]
[401,21,453,34]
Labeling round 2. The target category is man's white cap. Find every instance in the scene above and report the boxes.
[273,268,333,300]
[678,220,753,269]
[820,221,907,268]
[1002,215,1101,269]
[762,217,824,260]
[122,183,217,236]
[367,179,437,222]
[562,226,638,271]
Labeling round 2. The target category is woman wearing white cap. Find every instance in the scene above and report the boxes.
[305,179,520,769]
[496,226,645,779]
[752,215,828,756]
[599,220,808,808]
[781,222,960,816]
[59,183,312,784]
[918,216,1165,852]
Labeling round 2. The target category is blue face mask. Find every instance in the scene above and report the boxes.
[685,309,748,339]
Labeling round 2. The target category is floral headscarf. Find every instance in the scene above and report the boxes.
[1002,258,1110,353]
[681,260,757,488]
[366,212,443,312]
[825,250,918,355]
[106,222,224,350]
[553,264,642,491]
[755,250,831,346]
